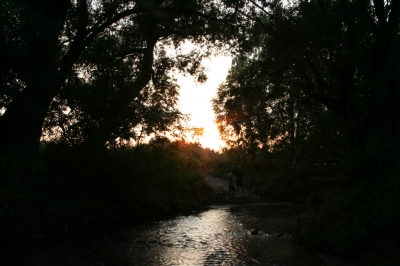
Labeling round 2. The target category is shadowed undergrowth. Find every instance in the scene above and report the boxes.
[208,144,400,264]
[0,139,213,241]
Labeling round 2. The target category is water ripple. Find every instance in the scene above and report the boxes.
[121,205,345,265]
[11,205,350,266]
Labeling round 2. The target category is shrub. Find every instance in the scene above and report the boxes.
[299,141,400,262]
[0,140,213,241]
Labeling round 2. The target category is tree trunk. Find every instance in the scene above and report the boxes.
[0,0,70,156]
[0,81,59,155]
[367,0,400,143]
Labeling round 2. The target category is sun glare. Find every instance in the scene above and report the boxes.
[177,56,231,151]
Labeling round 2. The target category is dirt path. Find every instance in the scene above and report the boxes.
[204,175,230,193]
[204,175,280,205]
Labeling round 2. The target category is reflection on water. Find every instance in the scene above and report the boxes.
[9,205,347,265]
[123,205,340,265]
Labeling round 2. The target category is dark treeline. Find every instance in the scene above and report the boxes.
[1,137,213,240]
[211,0,400,264]
[1,0,400,264]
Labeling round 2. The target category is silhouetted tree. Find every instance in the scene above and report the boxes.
[0,0,238,160]
[213,0,400,161]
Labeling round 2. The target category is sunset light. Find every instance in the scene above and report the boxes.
[177,56,231,151]
[3,1,398,262]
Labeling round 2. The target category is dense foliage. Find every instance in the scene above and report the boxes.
[0,0,235,240]
[2,0,400,263]
[211,0,400,262]
[0,0,238,156]
[0,138,212,240]
[214,0,400,158]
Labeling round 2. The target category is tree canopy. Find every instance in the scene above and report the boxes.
[1,0,400,164]
[0,0,239,156]
[2,1,400,259]
[213,0,400,162]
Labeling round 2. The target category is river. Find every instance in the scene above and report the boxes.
[5,203,350,265]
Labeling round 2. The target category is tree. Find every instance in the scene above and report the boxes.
[213,55,272,162]
[213,52,325,161]
[41,28,203,148]
[0,0,238,159]
[214,0,400,160]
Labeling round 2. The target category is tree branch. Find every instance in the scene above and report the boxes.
[122,48,147,56]
[247,0,274,19]
[388,0,400,31]
[373,0,387,27]
[0,5,29,23]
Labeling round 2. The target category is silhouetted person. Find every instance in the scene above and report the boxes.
[227,169,236,198]
[235,166,244,196]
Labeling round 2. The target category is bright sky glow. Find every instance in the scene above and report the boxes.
[177,56,231,151]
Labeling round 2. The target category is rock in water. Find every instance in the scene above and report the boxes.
[250,229,258,235]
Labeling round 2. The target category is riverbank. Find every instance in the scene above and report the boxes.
[3,195,351,265]
[205,175,362,266]
[0,140,214,243]
[3,172,361,266]
[204,174,292,206]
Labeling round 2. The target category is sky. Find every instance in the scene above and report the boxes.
[176,56,232,151]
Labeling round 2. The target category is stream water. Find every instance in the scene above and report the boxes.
[6,204,349,265]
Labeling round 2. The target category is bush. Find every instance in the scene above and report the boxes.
[0,140,213,241]
[208,152,234,179]
[299,141,400,262]
[209,149,325,202]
